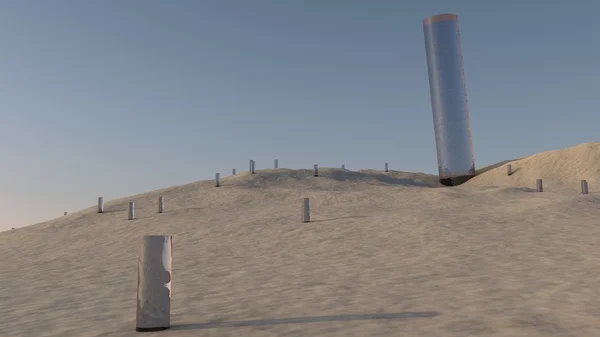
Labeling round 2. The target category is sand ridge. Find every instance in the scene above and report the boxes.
[1,142,600,336]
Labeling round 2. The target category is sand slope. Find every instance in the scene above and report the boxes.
[1,143,600,336]
[466,142,600,192]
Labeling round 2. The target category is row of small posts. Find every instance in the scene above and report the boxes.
[226,160,389,176]
[97,196,165,220]
[508,165,590,194]
[136,196,313,331]
[535,179,588,193]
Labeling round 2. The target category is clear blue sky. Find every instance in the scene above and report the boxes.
[1,0,599,229]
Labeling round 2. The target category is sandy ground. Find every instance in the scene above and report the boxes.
[2,143,600,337]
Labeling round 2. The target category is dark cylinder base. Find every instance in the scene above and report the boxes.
[136,326,169,332]
[439,175,474,187]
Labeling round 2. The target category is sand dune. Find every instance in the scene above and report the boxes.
[1,142,600,336]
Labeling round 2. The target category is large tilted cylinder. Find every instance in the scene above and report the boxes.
[423,13,476,186]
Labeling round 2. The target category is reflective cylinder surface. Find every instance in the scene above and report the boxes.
[423,14,476,185]
[136,235,172,332]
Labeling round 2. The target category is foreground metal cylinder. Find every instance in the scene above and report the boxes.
[98,197,104,213]
[302,198,310,223]
[275,159,278,168]
[232,168,236,175]
[385,163,389,172]
[423,13,476,186]
[136,235,172,332]
[313,164,319,177]
[507,164,512,176]
[536,179,543,192]
[215,173,220,187]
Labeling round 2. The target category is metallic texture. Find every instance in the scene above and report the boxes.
[128,201,135,220]
[423,13,476,185]
[136,235,172,332]
[158,196,164,214]
[581,180,589,194]
[302,198,310,223]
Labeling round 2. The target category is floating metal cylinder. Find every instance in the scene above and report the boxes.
[158,196,164,213]
[215,173,220,187]
[302,198,310,223]
[314,164,319,177]
[128,201,135,220]
[536,179,543,192]
[581,180,589,194]
[423,13,476,186]
[136,235,172,332]
[98,197,104,213]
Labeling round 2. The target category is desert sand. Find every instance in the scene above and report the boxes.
[2,142,600,337]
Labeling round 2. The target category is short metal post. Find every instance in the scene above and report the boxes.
[302,198,310,223]
[385,162,389,172]
[98,197,104,213]
[536,179,543,192]
[274,159,278,168]
[158,196,164,213]
[232,168,236,175]
[250,160,255,174]
[581,180,589,194]
[507,164,512,176]
[215,173,220,187]
[314,164,319,177]
[129,201,135,220]
[136,235,172,332]
[342,164,345,170]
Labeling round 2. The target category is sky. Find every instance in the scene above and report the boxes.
[1,0,599,229]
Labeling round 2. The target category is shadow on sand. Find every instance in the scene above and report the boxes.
[170,311,440,330]
[311,216,370,223]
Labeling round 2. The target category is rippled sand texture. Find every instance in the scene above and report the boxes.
[2,142,600,337]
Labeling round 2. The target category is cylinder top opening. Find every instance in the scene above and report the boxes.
[423,13,458,25]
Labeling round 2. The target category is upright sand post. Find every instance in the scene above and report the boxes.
[129,201,135,220]
[581,180,589,194]
[536,179,543,192]
[136,235,172,332]
[314,164,319,177]
[215,173,220,187]
[98,197,104,213]
[507,164,512,176]
[385,162,389,172]
[158,196,164,214]
[232,168,236,175]
[302,198,310,223]
[274,159,278,168]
